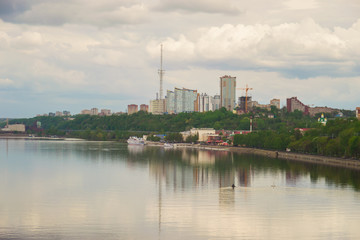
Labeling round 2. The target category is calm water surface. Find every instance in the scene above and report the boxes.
[1,139,360,239]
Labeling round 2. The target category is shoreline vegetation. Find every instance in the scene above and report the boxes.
[1,107,359,169]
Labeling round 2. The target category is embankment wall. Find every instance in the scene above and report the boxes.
[173,143,360,170]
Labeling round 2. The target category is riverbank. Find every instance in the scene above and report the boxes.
[146,142,360,170]
[0,135,83,141]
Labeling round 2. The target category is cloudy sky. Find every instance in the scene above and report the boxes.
[0,0,359,117]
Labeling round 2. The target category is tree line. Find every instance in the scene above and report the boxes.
[3,107,359,158]
[234,117,360,159]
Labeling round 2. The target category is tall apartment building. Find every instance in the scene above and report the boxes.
[199,93,212,112]
[212,95,221,111]
[166,90,175,114]
[356,107,360,120]
[286,97,309,114]
[149,99,165,115]
[140,104,149,112]
[127,104,138,115]
[176,88,199,113]
[165,88,199,114]
[220,75,236,111]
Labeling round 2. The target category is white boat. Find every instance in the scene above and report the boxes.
[163,143,175,148]
[127,136,145,145]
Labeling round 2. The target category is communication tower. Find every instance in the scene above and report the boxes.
[158,44,165,100]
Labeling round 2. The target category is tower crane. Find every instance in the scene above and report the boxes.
[237,84,253,113]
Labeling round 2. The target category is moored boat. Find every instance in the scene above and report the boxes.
[127,136,145,145]
[163,143,175,148]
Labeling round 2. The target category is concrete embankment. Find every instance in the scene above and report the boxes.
[230,147,360,170]
[276,151,360,169]
[151,142,360,170]
[228,147,360,170]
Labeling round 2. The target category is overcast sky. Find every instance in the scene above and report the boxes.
[0,0,359,117]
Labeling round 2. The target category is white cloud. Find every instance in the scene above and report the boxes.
[1,0,360,116]
[148,18,360,78]
[11,0,149,27]
[0,78,18,87]
[284,0,320,10]
[153,0,241,14]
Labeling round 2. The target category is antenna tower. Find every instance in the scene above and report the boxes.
[158,44,165,100]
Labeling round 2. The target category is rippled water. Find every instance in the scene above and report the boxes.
[1,139,360,239]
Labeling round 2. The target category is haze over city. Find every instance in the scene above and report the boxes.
[0,0,359,118]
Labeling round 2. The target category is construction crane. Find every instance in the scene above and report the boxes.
[237,84,253,113]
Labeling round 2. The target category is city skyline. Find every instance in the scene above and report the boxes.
[0,0,360,118]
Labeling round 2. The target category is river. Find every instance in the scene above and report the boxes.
[1,139,360,239]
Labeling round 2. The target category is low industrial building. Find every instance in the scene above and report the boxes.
[2,124,26,132]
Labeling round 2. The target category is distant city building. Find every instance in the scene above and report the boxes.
[270,99,280,109]
[100,109,111,116]
[166,90,175,114]
[308,107,339,117]
[140,104,149,112]
[165,88,199,114]
[49,112,55,117]
[199,93,216,112]
[175,88,199,113]
[81,109,91,115]
[286,97,309,114]
[150,99,166,115]
[212,95,221,111]
[190,128,216,142]
[238,96,252,112]
[91,108,98,115]
[127,104,138,115]
[220,75,236,111]
[357,107,360,120]
[55,111,63,116]
[2,124,26,132]
[114,112,126,115]
[180,128,216,142]
[63,111,71,116]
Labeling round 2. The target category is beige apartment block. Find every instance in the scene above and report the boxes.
[149,99,165,115]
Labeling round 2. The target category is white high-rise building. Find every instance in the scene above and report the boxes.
[166,90,175,114]
[199,93,214,112]
[212,95,221,111]
[166,88,199,114]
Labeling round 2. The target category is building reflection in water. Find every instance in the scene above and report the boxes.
[143,147,255,192]
[237,167,251,187]
[286,170,300,186]
[127,145,145,154]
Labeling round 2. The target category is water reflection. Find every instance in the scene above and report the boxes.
[1,140,360,240]
[125,145,360,192]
